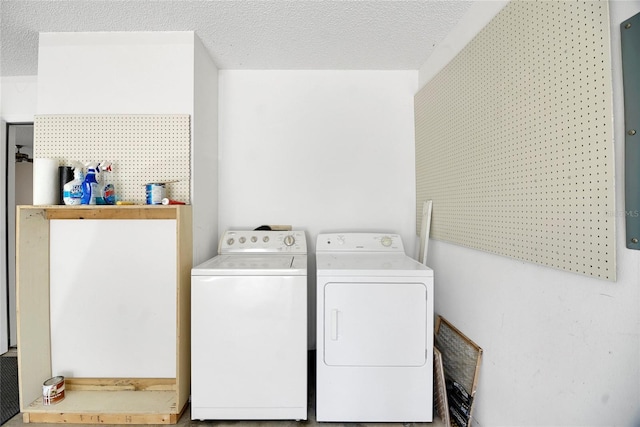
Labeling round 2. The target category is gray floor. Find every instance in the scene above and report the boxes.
[0,350,20,425]
[3,386,446,427]
[4,405,445,427]
[2,383,447,427]
[3,351,444,427]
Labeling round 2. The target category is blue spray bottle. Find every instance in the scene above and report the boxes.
[100,162,116,205]
[81,163,103,205]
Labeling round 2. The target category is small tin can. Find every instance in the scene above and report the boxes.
[42,376,65,405]
[145,183,166,205]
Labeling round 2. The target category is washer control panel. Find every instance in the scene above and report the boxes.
[219,230,307,254]
[316,233,405,252]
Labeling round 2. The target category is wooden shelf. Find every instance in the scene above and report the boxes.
[16,205,192,424]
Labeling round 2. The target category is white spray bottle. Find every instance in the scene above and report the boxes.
[63,162,85,205]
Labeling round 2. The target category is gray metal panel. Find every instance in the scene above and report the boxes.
[621,12,640,250]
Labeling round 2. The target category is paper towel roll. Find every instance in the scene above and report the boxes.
[33,158,60,205]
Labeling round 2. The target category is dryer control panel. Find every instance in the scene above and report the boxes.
[219,230,307,254]
[316,233,404,252]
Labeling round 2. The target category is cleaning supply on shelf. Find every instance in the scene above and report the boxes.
[100,162,116,205]
[81,163,103,205]
[145,183,166,205]
[161,198,186,205]
[58,166,74,205]
[63,162,84,205]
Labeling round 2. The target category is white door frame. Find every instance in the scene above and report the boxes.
[0,119,8,355]
[2,119,34,353]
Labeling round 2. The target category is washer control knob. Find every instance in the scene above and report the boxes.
[227,238,235,246]
[263,236,270,243]
[251,236,258,243]
[239,236,246,244]
[283,235,296,246]
[381,236,393,247]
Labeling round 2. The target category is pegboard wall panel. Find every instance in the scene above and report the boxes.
[34,115,191,204]
[414,0,615,280]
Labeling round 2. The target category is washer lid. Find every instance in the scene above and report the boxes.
[316,253,432,277]
[192,254,307,276]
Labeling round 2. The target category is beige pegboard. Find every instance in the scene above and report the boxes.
[34,115,191,204]
[415,0,615,280]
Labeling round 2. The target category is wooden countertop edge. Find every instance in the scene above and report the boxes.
[17,205,189,220]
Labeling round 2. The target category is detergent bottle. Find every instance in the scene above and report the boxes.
[81,163,103,205]
[62,162,84,205]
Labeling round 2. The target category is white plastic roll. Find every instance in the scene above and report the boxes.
[33,158,60,205]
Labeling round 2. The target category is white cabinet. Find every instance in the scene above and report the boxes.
[16,205,192,424]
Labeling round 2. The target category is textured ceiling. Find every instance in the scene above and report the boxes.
[0,0,473,76]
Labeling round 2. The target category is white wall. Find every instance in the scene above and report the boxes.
[192,35,219,265]
[37,31,218,264]
[218,70,418,347]
[1,76,38,122]
[37,32,193,114]
[419,2,640,426]
[218,70,417,242]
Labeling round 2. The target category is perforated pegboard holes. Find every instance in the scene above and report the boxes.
[34,115,191,204]
[414,1,615,280]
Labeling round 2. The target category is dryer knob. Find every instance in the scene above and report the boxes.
[381,236,393,247]
[283,235,296,246]
[227,238,235,246]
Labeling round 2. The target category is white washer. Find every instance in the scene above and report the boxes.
[315,233,434,422]
[191,230,307,421]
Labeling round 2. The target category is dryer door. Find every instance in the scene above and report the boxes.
[323,282,427,367]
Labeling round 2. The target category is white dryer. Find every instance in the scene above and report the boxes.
[191,230,307,421]
[315,233,434,422]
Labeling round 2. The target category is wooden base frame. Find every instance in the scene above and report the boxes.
[16,205,192,424]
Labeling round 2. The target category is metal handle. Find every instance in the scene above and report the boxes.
[331,309,339,340]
